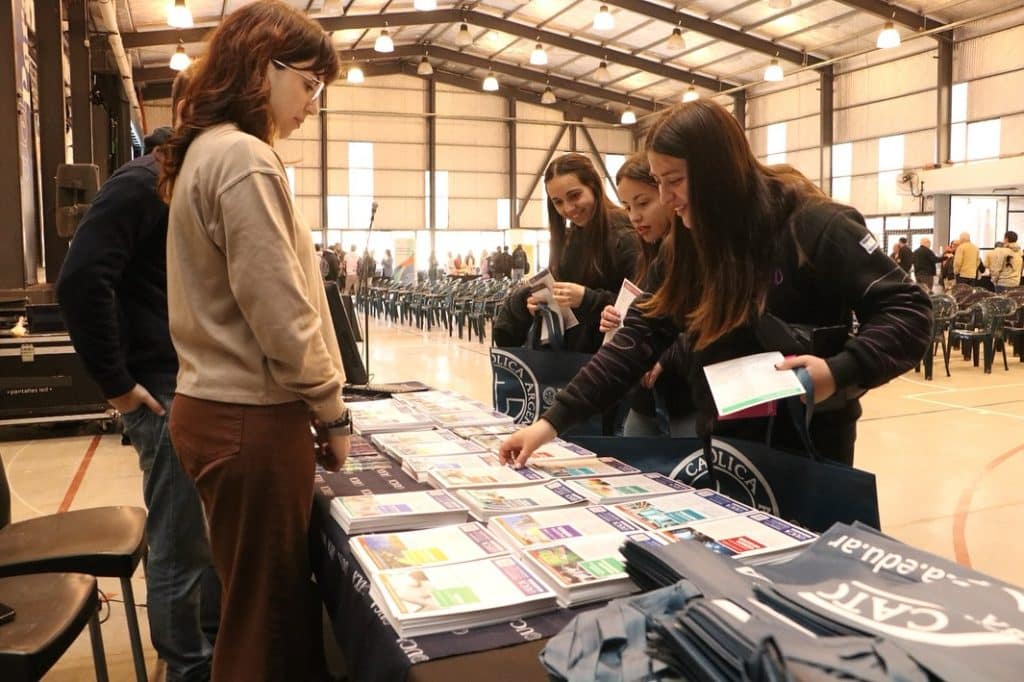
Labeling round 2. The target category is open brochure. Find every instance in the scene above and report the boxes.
[402,452,502,483]
[562,472,693,504]
[329,489,469,534]
[702,351,806,417]
[657,511,816,564]
[426,464,550,490]
[347,399,435,435]
[371,556,557,637]
[529,456,640,480]
[488,504,642,553]
[613,489,753,531]
[522,530,666,606]
[455,480,588,521]
[603,278,643,345]
[349,522,508,575]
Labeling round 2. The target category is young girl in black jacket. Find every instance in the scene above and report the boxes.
[598,153,694,436]
[494,153,639,352]
[501,101,932,466]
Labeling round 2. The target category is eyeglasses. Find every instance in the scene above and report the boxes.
[271,59,325,101]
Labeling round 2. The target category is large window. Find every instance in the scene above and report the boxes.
[877,135,905,213]
[766,123,787,165]
[604,153,626,201]
[831,143,852,204]
[950,82,1001,162]
[349,142,374,230]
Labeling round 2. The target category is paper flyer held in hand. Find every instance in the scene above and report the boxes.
[603,278,643,345]
[527,269,579,343]
[702,351,806,417]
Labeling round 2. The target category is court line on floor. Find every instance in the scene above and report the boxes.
[952,441,1024,567]
[57,434,101,513]
[4,441,49,517]
[896,378,1024,421]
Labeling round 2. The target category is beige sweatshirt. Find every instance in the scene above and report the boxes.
[166,123,346,423]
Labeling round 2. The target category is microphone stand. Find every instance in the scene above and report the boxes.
[362,204,377,379]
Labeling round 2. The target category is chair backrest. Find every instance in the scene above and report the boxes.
[929,294,957,322]
[980,295,1016,321]
[0,455,10,531]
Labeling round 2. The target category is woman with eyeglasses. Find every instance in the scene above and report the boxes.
[157,2,344,679]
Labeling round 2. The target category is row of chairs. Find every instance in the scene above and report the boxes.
[0,455,148,680]
[924,286,1024,378]
[361,276,516,343]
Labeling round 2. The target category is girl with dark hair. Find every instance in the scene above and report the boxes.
[502,100,931,467]
[159,2,344,679]
[597,153,694,436]
[495,153,639,351]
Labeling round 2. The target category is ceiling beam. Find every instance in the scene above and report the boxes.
[120,8,734,91]
[132,61,403,86]
[600,0,824,66]
[832,0,945,32]
[394,62,621,125]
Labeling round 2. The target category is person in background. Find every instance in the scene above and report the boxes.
[464,251,476,272]
[58,66,219,682]
[501,100,931,467]
[897,237,913,273]
[597,152,695,437]
[989,231,1023,292]
[343,244,359,294]
[954,231,981,285]
[912,237,942,292]
[157,2,348,678]
[320,242,340,281]
[511,244,529,281]
[941,240,958,291]
[479,248,491,278]
[381,248,394,279]
[495,153,639,352]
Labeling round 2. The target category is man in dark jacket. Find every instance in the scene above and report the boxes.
[912,238,942,291]
[511,244,529,281]
[57,69,218,682]
[897,237,914,273]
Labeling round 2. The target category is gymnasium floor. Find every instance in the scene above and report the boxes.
[4,315,1022,680]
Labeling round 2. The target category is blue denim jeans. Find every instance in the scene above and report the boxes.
[122,393,217,682]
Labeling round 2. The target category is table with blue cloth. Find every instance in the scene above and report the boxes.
[309,461,578,682]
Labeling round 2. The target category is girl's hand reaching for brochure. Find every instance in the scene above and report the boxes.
[774,355,836,404]
[552,282,585,308]
[499,419,557,468]
[599,305,622,333]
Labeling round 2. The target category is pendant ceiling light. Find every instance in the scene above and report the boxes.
[541,86,556,105]
[620,107,637,125]
[413,0,437,10]
[595,60,611,82]
[482,71,499,91]
[347,64,365,84]
[530,43,548,66]
[417,56,434,75]
[168,0,193,28]
[374,29,394,53]
[876,21,901,49]
[763,58,784,82]
[169,40,191,71]
[667,28,685,51]
[593,5,614,31]
[682,85,699,103]
[455,22,473,47]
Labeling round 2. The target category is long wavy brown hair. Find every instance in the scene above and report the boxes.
[157,0,339,201]
[640,100,826,350]
[545,153,626,281]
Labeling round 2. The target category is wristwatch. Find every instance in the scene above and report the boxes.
[323,408,352,436]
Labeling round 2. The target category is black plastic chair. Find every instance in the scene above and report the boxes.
[0,454,148,681]
[950,296,1016,373]
[920,294,957,379]
[0,572,108,681]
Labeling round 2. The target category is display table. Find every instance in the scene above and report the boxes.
[309,463,577,682]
